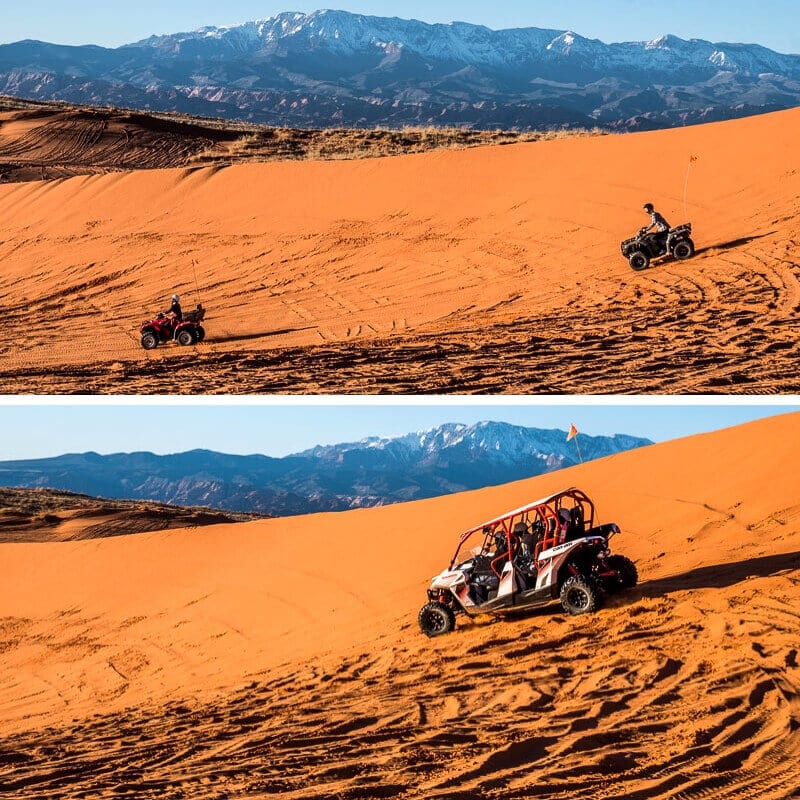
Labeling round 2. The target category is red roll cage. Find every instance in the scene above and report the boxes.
[449,488,598,575]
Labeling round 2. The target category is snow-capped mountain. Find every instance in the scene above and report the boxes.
[302,421,645,468]
[133,11,800,78]
[0,422,651,517]
[1,10,799,129]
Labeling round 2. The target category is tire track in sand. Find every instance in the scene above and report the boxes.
[1,552,798,799]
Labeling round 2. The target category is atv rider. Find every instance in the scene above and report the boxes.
[167,294,183,322]
[164,293,183,339]
[642,203,671,251]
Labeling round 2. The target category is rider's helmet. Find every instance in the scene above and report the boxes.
[172,294,180,302]
[643,203,654,213]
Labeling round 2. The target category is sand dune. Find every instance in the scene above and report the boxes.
[0,487,263,544]
[0,107,799,393]
[0,98,564,184]
[0,103,227,183]
[1,413,799,797]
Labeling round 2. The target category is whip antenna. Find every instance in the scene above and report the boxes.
[683,155,698,217]
[192,258,201,302]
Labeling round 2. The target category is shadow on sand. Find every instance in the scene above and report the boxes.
[467,550,800,629]
[211,326,317,345]
[697,231,777,256]
[636,549,800,598]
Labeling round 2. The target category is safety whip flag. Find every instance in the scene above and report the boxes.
[567,423,579,442]
[191,258,201,299]
[567,423,583,463]
[684,155,700,215]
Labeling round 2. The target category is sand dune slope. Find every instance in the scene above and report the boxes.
[0,98,562,184]
[0,105,219,182]
[1,413,799,797]
[0,108,798,393]
[0,487,262,543]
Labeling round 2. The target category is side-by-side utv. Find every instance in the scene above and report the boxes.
[418,488,637,637]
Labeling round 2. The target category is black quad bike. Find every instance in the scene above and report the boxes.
[621,223,695,271]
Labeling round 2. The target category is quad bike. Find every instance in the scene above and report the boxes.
[621,223,695,271]
[418,487,638,637]
[140,305,206,350]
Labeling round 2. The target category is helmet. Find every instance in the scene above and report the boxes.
[171,294,179,302]
[643,203,654,213]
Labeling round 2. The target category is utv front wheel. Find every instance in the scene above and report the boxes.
[629,250,650,271]
[604,555,638,592]
[560,576,602,616]
[141,331,158,350]
[195,326,206,342]
[177,330,195,346]
[672,239,695,260]
[418,602,456,638]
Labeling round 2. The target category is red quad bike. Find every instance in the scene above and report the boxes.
[418,487,638,637]
[140,306,206,350]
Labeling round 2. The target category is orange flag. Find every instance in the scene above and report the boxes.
[689,155,699,163]
[567,424,579,442]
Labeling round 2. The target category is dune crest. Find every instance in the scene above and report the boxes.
[1,413,799,796]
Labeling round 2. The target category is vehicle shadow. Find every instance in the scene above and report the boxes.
[696,231,776,256]
[633,549,800,600]
[212,326,317,345]
[480,550,800,626]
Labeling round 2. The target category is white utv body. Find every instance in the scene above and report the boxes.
[418,488,637,637]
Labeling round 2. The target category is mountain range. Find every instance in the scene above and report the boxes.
[0,422,652,516]
[1,10,799,131]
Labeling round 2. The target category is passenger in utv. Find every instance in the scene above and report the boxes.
[513,520,537,589]
[557,507,573,544]
[513,521,532,557]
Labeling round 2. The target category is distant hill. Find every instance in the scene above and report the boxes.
[1,11,799,130]
[0,486,266,543]
[0,422,652,516]
[0,96,591,184]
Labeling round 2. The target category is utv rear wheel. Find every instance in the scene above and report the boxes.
[560,576,602,616]
[629,250,650,271]
[672,239,695,260]
[604,555,638,592]
[418,602,456,638]
[141,332,158,350]
[177,330,195,346]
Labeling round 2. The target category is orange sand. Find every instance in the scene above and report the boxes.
[0,108,798,392]
[1,413,799,796]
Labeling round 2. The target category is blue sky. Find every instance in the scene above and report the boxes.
[3,1,799,53]
[0,402,796,461]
